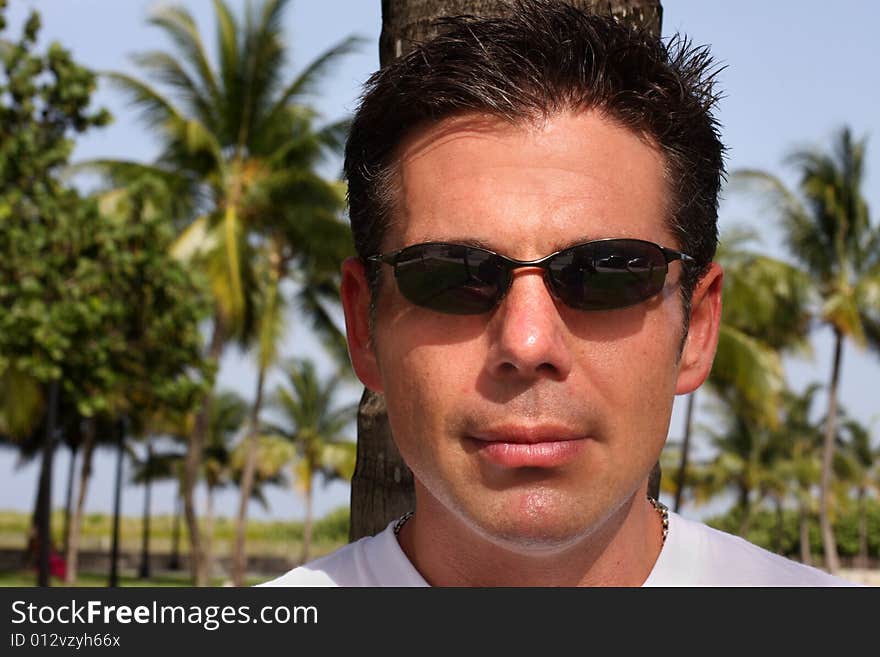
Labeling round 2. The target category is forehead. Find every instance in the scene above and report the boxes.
[390,110,672,257]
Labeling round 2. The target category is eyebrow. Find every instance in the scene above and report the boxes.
[413,234,613,254]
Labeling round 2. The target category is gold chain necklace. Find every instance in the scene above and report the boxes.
[647,495,669,544]
[394,495,670,544]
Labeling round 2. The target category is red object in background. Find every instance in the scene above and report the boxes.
[49,550,66,579]
[27,536,67,580]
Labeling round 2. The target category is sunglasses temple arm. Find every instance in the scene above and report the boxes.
[661,248,695,264]
[367,254,397,265]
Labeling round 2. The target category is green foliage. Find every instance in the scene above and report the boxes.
[312,505,350,542]
[92,0,360,360]
[0,3,210,436]
[265,358,357,493]
[706,230,813,430]
[0,506,351,554]
[706,498,880,560]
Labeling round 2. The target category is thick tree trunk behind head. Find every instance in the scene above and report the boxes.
[350,390,414,540]
[351,0,663,542]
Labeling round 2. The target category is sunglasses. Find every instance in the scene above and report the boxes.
[367,238,694,314]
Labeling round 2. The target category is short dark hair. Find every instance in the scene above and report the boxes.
[345,0,725,319]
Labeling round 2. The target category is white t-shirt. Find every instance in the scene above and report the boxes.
[260,511,852,587]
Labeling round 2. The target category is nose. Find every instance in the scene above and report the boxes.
[486,268,573,381]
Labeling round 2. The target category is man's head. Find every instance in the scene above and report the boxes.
[340,1,725,554]
[345,1,724,316]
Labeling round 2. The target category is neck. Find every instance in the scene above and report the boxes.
[396,483,665,587]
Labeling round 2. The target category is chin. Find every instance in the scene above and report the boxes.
[475,517,597,556]
[462,489,600,555]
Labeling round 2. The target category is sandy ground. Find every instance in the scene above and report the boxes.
[837,569,880,586]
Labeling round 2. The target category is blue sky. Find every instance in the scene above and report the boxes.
[2,0,878,524]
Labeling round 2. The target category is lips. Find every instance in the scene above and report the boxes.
[467,426,588,468]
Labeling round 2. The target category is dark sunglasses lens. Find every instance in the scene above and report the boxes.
[393,244,508,314]
[547,240,668,310]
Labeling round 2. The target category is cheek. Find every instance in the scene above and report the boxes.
[375,326,482,457]
[570,309,680,440]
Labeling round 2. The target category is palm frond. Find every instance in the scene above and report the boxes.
[102,71,182,130]
[213,0,239,118]
[253,252,286,372]
[148,4,220,108]
[709,325,785,428]
[821,290,865,345]
[315,117,353,158]
[130,51,216,126]
[67,159,198,225]
[295,284,351,374]
[731,168,835,278]
[263,34,364,125]
[718,241,814,353]
[170,214,215,261]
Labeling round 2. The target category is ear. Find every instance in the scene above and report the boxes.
[340,257,384,393]
[675,262,723,395]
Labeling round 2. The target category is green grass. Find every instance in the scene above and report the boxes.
[0,506,349,586]
[0,506,350,557]
[0,569,265,587]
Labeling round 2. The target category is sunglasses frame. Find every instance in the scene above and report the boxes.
[367,238,695,313]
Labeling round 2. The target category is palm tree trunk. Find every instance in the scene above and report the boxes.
[353,0,665,542]
[798,503,812,566]
[673,391,696,512]
[35,379,60,587]
[350,391,415,540]
[65,419,95,584]
[184,315,226,586]
[736,484,752,536]
[204,486,215,584]
[857,487,868,570]
[62,441,78,555]
[109,418,126,587]
[138,439,153,579]
[819,328,843,573]
[168,492,182,570]
[773,496,785,554]
[301,474,314,565]
[231,365,266,586]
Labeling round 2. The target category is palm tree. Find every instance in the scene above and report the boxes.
[736,127,880,573]
[130,439,187,580]
[86,0,360,584]
[671,229,812,512]
[264,359,356,565]
[201,390,248,581]
[835,416,879,569]
[229,237,352,586]
[686,396,782,536]
[774,384,824,566]
[64,416,104,584]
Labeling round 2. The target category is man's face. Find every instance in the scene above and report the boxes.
[342,110,720,552]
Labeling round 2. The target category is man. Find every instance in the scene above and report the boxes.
[265,1,848,586]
